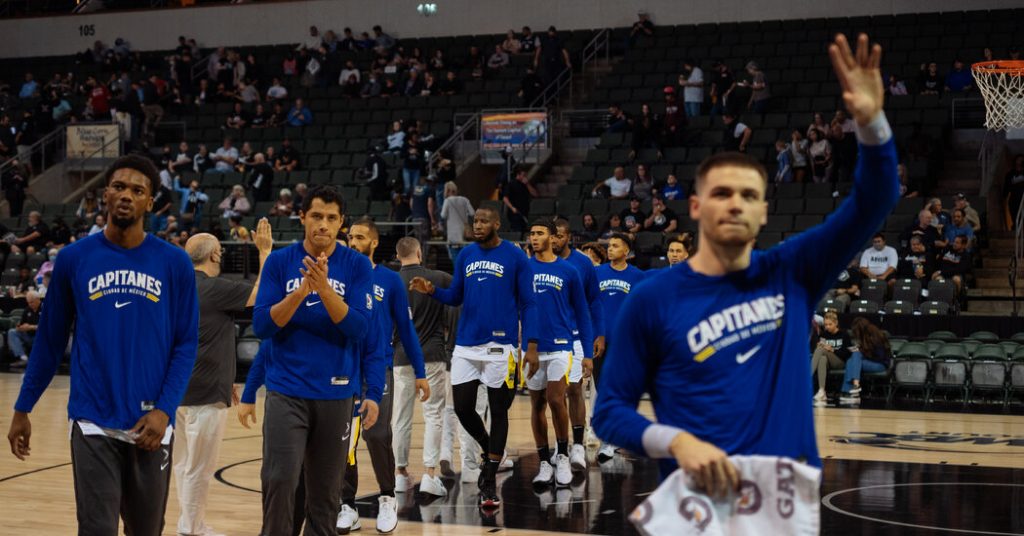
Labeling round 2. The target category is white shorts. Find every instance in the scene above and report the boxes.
[570,340,585,383]
[525,351,571,391]
[451,344,518,389]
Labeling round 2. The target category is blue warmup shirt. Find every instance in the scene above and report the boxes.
[253,242,374,400]
[373,264,426,378]
[14,233,199,429]
[433,240,538,346]
[595,263,647,336]
[593,115,900,477]
[529,257,593,355]
[565,249,606,348]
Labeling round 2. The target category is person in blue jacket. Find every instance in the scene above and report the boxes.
[593,33,900,498]
[8,154,199,536]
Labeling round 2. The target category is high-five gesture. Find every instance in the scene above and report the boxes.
[829,33,884,126]
[254,217,274,255]
[409,276,435,295]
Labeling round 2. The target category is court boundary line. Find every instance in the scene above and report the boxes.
[0,462,71,483]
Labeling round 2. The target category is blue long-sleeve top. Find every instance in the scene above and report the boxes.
[593,114,899,477]
[529,257,593,356]
[241,310,387,405]
[253,242,374,400]
[374,264,426,378]
[173,176,209,215]
[432,240,538,346]
[14,233,199,429]
[595,262,647,336]
[565,249,606,343]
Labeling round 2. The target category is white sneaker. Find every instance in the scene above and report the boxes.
[376,495,398,534]
[395,473,409,493]
[554,454,572,487]
[336,504,360,534]
[554,487,572,517]
[849,386,862,396]
[419,474,447,496]
[498,452,514,472]
[813,389,827,406]
[460,466,481,484]
[533,460,555,485]
[584,426,600,448]
[569,443,586,472]
[597,443,616,462]
[839,394,861,405]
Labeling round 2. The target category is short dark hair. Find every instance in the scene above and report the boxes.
[350,216,379,240]
[530,218,557,235]
[667,232,694,252]
[953,208,965,218]
[872,232,885,241]
[104,154,159,195]
[476,205,499,220]
[608,232,633,250]
[695,151,768,192]
[580,241,607,263]
[301,185,344,214]
[553,217,570,233]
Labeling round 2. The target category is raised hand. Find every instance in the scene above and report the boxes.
[254,217,273,254]
[829,33,884,126]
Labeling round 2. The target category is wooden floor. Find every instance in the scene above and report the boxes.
[1,374,1023,535]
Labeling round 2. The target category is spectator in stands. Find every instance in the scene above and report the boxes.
[898,163,920,198]
[887,75,908,96]
[839,318,890,403]
[339,28,358,51]
[787,130,809,183]
[170,175,205,226]
[298,25,323,51]
[896,236,935,286]
[410,174,437,244]
[439,70,463,96]
[247,153,275,203]
[807,128,832,183]
[275,138,300,172]
[824,257,861,310]
[194,79,211,107]
[926,197,951,231]
[1,161,28,217]
[12,211,49,255]
[214,82,237,103]
[502,30,522,55]
[211,138,239,173]
[579,214,601,243]
[357,32,376,50]
[810,311,851,404]
[709,61,736,116]
[373,25,397,54]
[941,208,975,249]
[466,46,485,79]
[5,290,40,369]
[859,233,898,282]
[488,44,510,72]
[900,209,942,252]
[224,102,248,130]
[933,235,973,293]
[150,180,173,234]
[419,72,440,96]
[945,59,974,93]
[402,70,424,97]
[402,145,424,196]
[88,214,106,236]
[535,26,571,85]
[50,90,72,123]
[953,193,981,232]
[387,120,406,154]
[644,196,678,234]
[830,123,857,184]
[339,60,361,86]
[359,146,391,201]
[85,76,111,119]
[520,26,540,55]
[917,62,942,95]
[620,197,645,234]
[593,166,632,200]
[193,144,214,175]
[247,103,268,128]
[605,103,629,133]
[266,77,288,101]
[1004,154,1024,228]
[807,112,829,139]
[680,59,704,117]
[291,183,307,216]
[0,115,13,159]
[774,140,793,183]
[632,163,655,201]
[440,181,475,261]
[656,173,684,200]
[720,113,751,153]
[219,184,252,219]
[19,73,38,100]
[833,109,855,134]
[627,11,655,48]
[287,97,312,126]
[169,141,192,176]
[48,219,71,247]
[237,80,260,104]
[600,213,626,240]
[630,103,662,160]
[661,87,687,146]
[428,49,446,71]
[269,188,294,217]
[361,71,383,98]
[738,61,770,112]
[503,167,538,232]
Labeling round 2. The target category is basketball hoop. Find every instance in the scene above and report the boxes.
[972,60,1024,131]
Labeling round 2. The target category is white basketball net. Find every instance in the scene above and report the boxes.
[972,61,1024,131]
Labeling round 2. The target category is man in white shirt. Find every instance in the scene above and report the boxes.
[211,138,239,173]
[339,60,361,86]
[859,233,898,280]
[682,59,704,117]
[592,166,632,200]
[266,77,288,101]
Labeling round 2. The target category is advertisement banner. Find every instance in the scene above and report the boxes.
[66,124,121,158]
[481,112,547,149]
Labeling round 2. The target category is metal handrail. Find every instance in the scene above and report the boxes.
[63,126,123,187]
[427,112,481,177]
[528,28,611,110]
[0,125,66,178]
[191,51,214,86]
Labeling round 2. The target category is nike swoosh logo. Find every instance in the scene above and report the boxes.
[476,277,487,282]
[538,289,547,293]
[305,300,321,306]
[161,462,169,471]
[114,301,131,309]
[736,345,760,364]
[609,292,618,295]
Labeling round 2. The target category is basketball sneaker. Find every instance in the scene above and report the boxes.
[395,472,410,493]
[479,463,500,508]
[554,454,572,487]
[533,460,555,485]
[336,504,360,534]
[597,443,616,463]
[376,495,398,533]
[569,443,587,472]
[813,389,827,406]
[419,474,447,497]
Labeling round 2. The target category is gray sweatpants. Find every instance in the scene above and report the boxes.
[261,391,355,536]
[70,422,172,536]
[811,347,845,392]
[342,367,396,501]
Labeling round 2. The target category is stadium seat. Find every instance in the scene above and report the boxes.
[927,279,958,306]
[999,341,1020,358]
[967,331,999,342]
[891,279,922,304]
[926,330,958,341]
[860,280,887,306]
[883,300,914,315]
[969,344,1008,402]
[892,342,931,400]
[919,301,950,315]
[1008,358,1024,407]
[930,355,969,403]
[816,297,847,314]
[849,300,878,314]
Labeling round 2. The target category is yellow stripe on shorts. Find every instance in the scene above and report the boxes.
[347,415,361,465]
[506,350,517,389]
[565,352,573,384]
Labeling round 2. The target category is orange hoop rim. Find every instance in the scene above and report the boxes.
[972,60,1024,75]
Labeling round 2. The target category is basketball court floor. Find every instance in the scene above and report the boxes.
[1,374,1022,535]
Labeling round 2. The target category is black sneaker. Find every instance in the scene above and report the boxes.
[479,478,501,508]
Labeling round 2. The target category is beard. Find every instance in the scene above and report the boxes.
[475,229,497,243]
[110,213,138,229]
